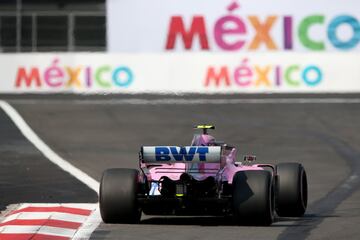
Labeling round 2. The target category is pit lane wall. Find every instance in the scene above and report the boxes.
[1,52,360,94]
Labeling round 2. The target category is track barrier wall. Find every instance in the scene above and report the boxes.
[1,53,360,94]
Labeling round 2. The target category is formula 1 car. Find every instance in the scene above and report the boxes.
[99,125,307,225]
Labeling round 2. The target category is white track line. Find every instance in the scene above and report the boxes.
[0,101,102,239]
[0,100,99,193]
[7,98,360,105]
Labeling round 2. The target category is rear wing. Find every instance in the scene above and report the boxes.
[141,146,222,163]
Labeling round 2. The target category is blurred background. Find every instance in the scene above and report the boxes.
[0,1,360,240]
[0,0,105,52]
[0,0,358,94]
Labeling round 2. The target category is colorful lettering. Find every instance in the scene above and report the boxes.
[248,16,278,50]
[165,16,209,50]
[15,68,41,87]
[15,58,134,90]
[204,60,323,89]
[328,15,360,49]
[165,1,360,52]
[204,66,231,87]
[214,15,246,50]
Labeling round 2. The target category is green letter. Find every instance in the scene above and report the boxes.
[298,15,325,50]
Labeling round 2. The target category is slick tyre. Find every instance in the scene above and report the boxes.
[99,168,141,223]
[276,163,308,217]
[233,170,275,226]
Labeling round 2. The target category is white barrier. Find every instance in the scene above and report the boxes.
[0,53,360,93]
[107,0,360,52]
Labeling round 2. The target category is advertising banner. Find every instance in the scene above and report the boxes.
[107,0,360,52]
[1,53,360,93]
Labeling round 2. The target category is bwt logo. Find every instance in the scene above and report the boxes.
[155,147,209,161]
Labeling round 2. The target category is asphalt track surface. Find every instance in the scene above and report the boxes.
[1,94,360,240]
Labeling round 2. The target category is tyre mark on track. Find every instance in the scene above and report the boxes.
[278,133,360,240]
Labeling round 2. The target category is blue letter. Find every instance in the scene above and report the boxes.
[112,66,133,87]
[155,147,171,161]
[170,147,184,161]
[196,147,209,161]
[183,147,196,161]
[328,15,360,50]
[302,65,322,87]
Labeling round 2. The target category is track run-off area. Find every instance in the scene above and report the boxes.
[1,95,360,240]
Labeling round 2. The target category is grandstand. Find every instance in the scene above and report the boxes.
[0,0,105,52]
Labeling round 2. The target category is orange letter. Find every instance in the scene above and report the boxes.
[66,67,82,87]
[255,66,271,86]
[248,16,278,50]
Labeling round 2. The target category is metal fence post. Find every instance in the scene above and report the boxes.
[68,13,75,51]
[16,0,22,52]
[0,9,104,52]
[0,16,2,52]
[32,13,37,52]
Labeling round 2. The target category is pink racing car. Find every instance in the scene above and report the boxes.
[99,125,307,225]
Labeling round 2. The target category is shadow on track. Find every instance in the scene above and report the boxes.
[140,215,319,227]
[278,132,360,240]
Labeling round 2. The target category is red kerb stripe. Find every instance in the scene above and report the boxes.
[0,219,82,229]
[0,233,69,240]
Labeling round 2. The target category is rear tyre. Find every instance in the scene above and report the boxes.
[232,170,274,226]
[99,168,141,223]
[276,163,307,217]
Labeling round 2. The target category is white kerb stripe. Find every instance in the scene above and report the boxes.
[16,203,97,210]
[0,225,40,234]
[39,225,77,238]
[3,212,89,223]
[73,207,101,240]
[0,100,99,193]
[0,225,76,238]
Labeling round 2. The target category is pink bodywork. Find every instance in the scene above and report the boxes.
[140,134,266,184]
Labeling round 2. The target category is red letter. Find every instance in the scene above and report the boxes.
[165,16,209,50]
[15,67,41,87]
[204,66,231,87]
